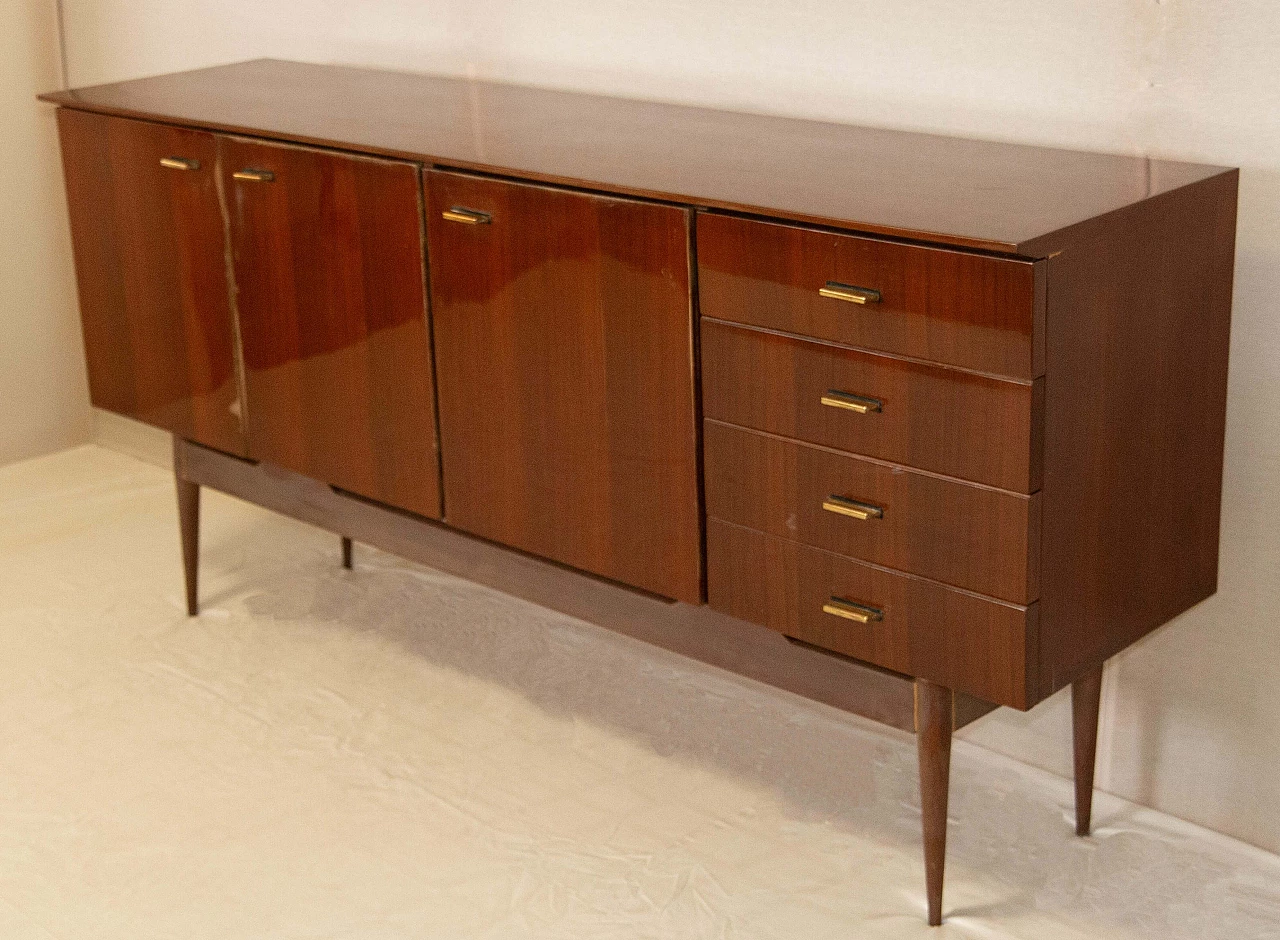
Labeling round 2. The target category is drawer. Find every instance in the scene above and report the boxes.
[697,212,1043,378]
[707,519,1037,708]
[704,422,1040,603]
[701,320,1042,493]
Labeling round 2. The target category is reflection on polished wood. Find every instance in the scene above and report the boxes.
[222,137,442,519]
[707,519,1036,708]
[704,421,1040,603]
[701,320,1041,493]
[39,59,1228,256]
[698,212,1043,378]
[426,170,701,603]
[57,109,245,455]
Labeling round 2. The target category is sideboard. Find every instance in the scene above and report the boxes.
[41,59,1238,925]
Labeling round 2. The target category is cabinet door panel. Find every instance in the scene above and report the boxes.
[426,171,701,602]
[222,139,441,519]
[57,109,244,454]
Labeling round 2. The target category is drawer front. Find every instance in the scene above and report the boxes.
[697,212,1042,378]
[704,422,1039,603]
[701,320,1042,493]
[707,520,1037,708]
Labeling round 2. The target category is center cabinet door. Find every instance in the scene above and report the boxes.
[426,171,702,603]
[222,139,442,519]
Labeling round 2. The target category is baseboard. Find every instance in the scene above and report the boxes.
[92,409,170,469]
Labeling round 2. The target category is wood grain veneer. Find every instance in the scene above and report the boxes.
[222,137,442,519]
[703,421,1039,603]
[57,109,245,455]
[1034,169,1239,698]
[426,170,702,603]
[40,59,1231,256]
[707,519,1036,707]
[701,320,1041,493]
[697,212,1043,378]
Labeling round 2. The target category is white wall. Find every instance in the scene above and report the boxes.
[57,1,1280,853]
[0,0,91,466]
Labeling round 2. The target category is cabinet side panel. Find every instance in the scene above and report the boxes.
[1038,171,1238,698]
[56,108,245,455]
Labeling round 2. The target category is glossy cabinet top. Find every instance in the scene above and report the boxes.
[42,58,1230,256]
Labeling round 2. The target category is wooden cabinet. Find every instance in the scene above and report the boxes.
[44,60,1240,926]
[223,139,441,518]
[57,110,245,455]
[425,171,701,602]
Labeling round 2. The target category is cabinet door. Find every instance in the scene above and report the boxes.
[426,171,701,603]
[222,139,441,519]
[57,109,245,455]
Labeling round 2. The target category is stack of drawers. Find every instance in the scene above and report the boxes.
[697,212,1045,709]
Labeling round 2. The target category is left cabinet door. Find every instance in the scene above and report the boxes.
[57,109,245,455]
[221,138,442,519]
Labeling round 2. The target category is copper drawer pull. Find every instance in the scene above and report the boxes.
[159,156,200,171]
[442,206,492,225]
[822,495,884,520]
[822,597,884,623]
[819,281,881,305]
[820,390,882,414]
[233,168,275,182]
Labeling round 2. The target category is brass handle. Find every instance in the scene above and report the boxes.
[819,281,881,305]
[233,168,275,182]
[822,495,884,521]
[159,156,200,171]
[822,597,884,623]
[820,390,882,414]
[442,206,492,225]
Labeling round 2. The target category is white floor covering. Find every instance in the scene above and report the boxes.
[1,444,1278,939]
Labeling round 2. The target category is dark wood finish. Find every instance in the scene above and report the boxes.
[706,519,1036,707]
[426,170,702,603]
[1035,170,1239,698]
[221,137,442,519]
[57,109,245,455]
[702,320,1041,493]
[47,60,1241,928]
[697,212,1042,378]
[341,536,353,570]
[916,679,953,926]
[174,437,201,616]
[174,438,997,733]
[704,421,1039,602]
[40,59,1229,256]
[1072,662,1103,837]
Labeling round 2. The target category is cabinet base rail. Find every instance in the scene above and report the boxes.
[172,435,1104,925]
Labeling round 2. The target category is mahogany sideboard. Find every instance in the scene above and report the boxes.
[41,59,1238,926]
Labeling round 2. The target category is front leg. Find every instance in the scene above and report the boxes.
[174,437,200,617]
[916,678,954,926]
[1072,662,1104,836]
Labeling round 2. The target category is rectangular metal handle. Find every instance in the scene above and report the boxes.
[233,168,275,182]
[822,495,884,521]
[160,156,200,171]
[822,597,884,623]
[820,390,882,414]
[442,206,492,225]
[819,281,881,305]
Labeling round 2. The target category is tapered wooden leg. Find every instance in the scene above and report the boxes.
[1072,662,1104,836]
[916,678,953,927]
[341,536,354,570]
[175,470,200,617]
